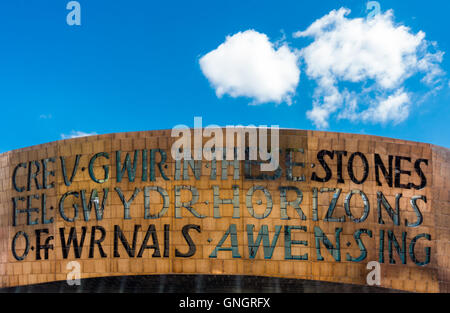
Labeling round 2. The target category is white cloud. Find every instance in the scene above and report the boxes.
[294,8,445,128]
[61,130,97,139]
[360,90,410,124]
[199,30,300,105]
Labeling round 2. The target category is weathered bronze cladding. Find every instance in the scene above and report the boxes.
[0,129,449,293]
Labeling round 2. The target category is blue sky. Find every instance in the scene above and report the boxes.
[0,0,449,152]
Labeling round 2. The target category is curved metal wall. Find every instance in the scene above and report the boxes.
[0,129,448,293]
